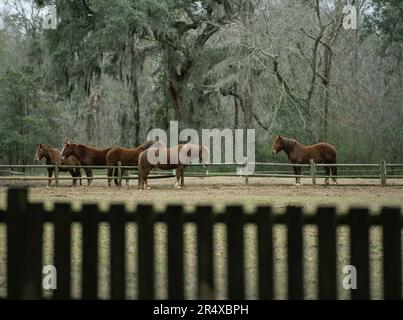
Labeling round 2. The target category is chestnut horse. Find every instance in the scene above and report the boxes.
[34,144,82,187]
[106,141,156,187]
[271,135,337,185]
[60,139,114,186]
[138,144,209,190]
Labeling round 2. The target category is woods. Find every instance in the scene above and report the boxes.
[0,0,402,165]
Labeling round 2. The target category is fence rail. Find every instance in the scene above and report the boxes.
[0,188,402,300]
[1,160,403,186]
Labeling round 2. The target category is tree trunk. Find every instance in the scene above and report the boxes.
[129,39,140,146]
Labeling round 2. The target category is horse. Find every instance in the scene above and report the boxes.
[34,143,82,187]
[106,141,156,187]
[271,135,337,185]
[138,144,210,190]
[60,139,114,186]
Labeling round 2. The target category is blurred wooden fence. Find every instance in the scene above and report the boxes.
[0,188,402,300]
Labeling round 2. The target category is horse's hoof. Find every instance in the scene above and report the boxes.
[294,182,302,186]
[146,186,151,190]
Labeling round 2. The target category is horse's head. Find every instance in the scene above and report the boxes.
[60,138,74,161]
[271,135,284,155]
[34,144,45,162]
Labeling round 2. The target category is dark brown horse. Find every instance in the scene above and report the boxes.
[271,135,337,185]
[34,143,82,187]
[106,141,156,187]
[138,144,209,190]
[60,139,114,186]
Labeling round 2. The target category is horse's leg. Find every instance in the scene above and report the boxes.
[77,168,82,186]
[47,168,53,187]
[84,168,93,186]
[70,169,76,187]
[138,167,143,189]
[141,167,151,190]
[107,167,113,187]
[331,165,338,184]
[324,167,330,185]
[175,166,184,189]
[113,168,120,187]
[124,169,130,187]
[293,166,302,186]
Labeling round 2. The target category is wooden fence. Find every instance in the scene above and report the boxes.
[0,188,402,300]
[1,160,403,186]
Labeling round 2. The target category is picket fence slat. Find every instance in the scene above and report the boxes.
[6,188,28,299]
[196,206,214,300]
[109,204,126,300]
[350,208,370,300]
[318,207,337,300]
[81,204,99,299]
[286,206,304,300]
[53,203,72,300]
[256,206,273,300]
[137,205,155,300]
[382,208,401,300]
[226,206,245,300]
[167,205,184,299]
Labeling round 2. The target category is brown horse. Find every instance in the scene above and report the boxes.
[106,141,156,187]
[34,144,82,187]
[138,144,209,190]
[60,139,114,186]
[271,135,337,185]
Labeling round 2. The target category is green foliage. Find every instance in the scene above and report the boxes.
[0,65,61,163]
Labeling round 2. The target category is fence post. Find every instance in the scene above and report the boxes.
[54,163,59,187]
[310,159,317,186]
[244,157,249,186]
[380,160,387,186]
[117,161,122,187]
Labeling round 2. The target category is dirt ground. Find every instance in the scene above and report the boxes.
[1,176,403,212]
[0,176,402,299]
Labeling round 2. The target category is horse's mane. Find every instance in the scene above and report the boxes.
[72,143,111,153]
[281,137,299,153]
[136,141,156,150]
[39,143,61,153]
